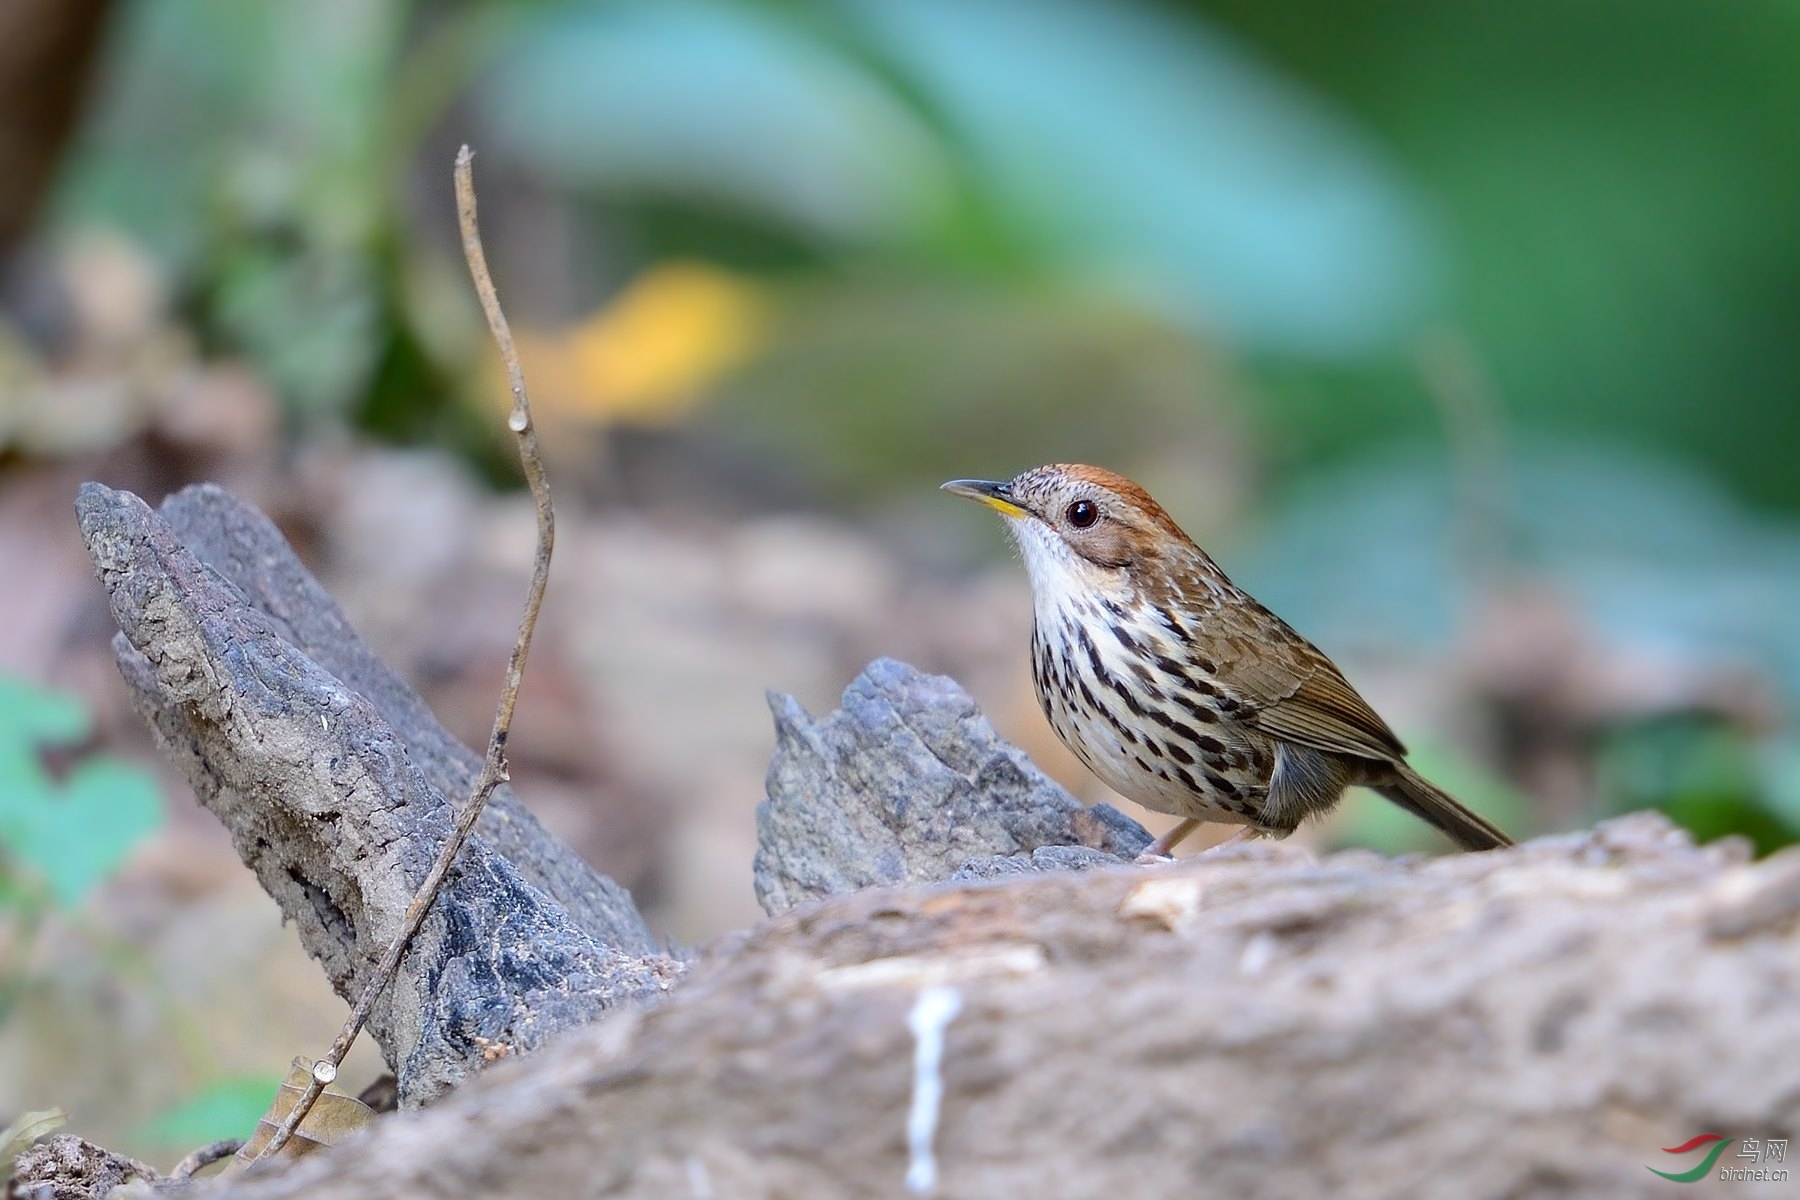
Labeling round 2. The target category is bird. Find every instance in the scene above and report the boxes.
[943,463,1513,858]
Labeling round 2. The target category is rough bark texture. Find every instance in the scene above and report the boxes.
[36,482,1800,1200]
[7,1135,149,1200]
[176,813,1800,1200]
[756,659,1153,915]
[74,483,679,1106]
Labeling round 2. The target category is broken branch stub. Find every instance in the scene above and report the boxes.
[755,657,1153,916]
[77,482,680,1105]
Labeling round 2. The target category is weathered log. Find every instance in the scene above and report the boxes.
[75,483,679,1105]
[176,812,1800,1200]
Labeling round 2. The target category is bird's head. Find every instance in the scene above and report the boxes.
[942,464,1205,604]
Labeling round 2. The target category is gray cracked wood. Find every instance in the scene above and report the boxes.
[755,657,1154,915]
[155,483,656,950]
[76,482,679,1105]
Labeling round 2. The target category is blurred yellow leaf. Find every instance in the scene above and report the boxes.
[505,261,768,426]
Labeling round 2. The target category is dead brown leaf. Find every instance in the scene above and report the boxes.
[226,1059,377,1173]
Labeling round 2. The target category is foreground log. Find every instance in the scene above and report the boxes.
[178,812,1799,1200]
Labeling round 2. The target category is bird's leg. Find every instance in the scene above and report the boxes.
[1134,822,1260,864]
[1135,818,1202,863]
[1205,826,1257,852]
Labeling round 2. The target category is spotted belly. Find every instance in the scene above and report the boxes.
[1030,620,1273,828]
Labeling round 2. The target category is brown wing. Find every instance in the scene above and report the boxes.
[1180,586,1407,764]
[1251,659,1408,763]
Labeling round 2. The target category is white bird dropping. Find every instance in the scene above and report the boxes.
[904,985,964,1195]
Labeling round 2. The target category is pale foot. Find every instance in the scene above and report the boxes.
[1134,818,1200,864]
[1134,822,1256,864]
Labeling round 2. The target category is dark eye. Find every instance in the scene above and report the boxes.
[1065,499,1099,529]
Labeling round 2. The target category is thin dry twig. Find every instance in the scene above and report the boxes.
[255,144,555,1161]
[169,1138,245,1180]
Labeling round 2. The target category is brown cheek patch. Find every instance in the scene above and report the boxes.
[1075,524,1135,569]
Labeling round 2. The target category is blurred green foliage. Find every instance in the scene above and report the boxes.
[484,0,1433,350]
[0,676,163,1105]
[52,0,1800,504]
[34,0,1800,848]
[58,0,407,419]
[0,677,162,911]
[1600,719,1793,856]
[1202,1,1800,510]
[0,675,162,1100]
[133,1077,284,1154]
[0,680,276,1159]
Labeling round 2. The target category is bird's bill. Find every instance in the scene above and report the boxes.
[940,478,1030,519]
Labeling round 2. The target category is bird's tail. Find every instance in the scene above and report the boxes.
[1374,765,1514,851]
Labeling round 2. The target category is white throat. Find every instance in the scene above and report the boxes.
[1005,515,1134,633]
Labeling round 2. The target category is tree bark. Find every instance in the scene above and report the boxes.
[196,813,1800,1200]
[75,483,679,1106]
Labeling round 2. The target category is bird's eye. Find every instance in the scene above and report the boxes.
[1065,499,1099,529]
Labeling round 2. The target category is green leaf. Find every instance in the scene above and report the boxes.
[10,760,163,908]
[0,678,90,748]
[0,676,164,908]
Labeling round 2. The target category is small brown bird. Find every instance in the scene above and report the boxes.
[944,463,1512,857]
